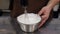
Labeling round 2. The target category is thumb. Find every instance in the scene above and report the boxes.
[38,9,44,16]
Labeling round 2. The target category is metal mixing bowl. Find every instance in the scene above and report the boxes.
[17,13,41,32]
[19,22,40,32]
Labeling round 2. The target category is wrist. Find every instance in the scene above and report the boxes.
[46,0,59,10]
[46,5,53,10]
[44,5,52,12]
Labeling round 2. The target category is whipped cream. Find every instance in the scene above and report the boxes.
[17,13,41,25]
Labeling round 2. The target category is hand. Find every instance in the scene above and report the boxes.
[38,6,52,28]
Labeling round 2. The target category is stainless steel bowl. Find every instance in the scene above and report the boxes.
[19,22,39,32]
[17,13,41,32]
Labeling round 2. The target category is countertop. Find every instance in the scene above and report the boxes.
[11,17,60,34]
[0,16,60,34]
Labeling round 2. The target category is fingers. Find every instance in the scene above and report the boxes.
[39,19,46,28]
[38,6,51,28]
[38,9,44,16]
[39,15,48,28]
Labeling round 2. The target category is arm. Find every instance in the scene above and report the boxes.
[38,0,59,28]
[47,0,59,9]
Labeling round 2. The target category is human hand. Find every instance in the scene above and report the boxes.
[38,6,52,28]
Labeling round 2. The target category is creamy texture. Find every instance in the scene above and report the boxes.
[17,13,41,25]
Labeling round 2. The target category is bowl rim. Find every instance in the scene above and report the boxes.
[17,13,42,25]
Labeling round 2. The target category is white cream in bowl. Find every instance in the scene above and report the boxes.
[17,13,41,25]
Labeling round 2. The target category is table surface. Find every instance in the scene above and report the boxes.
[0,16,60,34]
